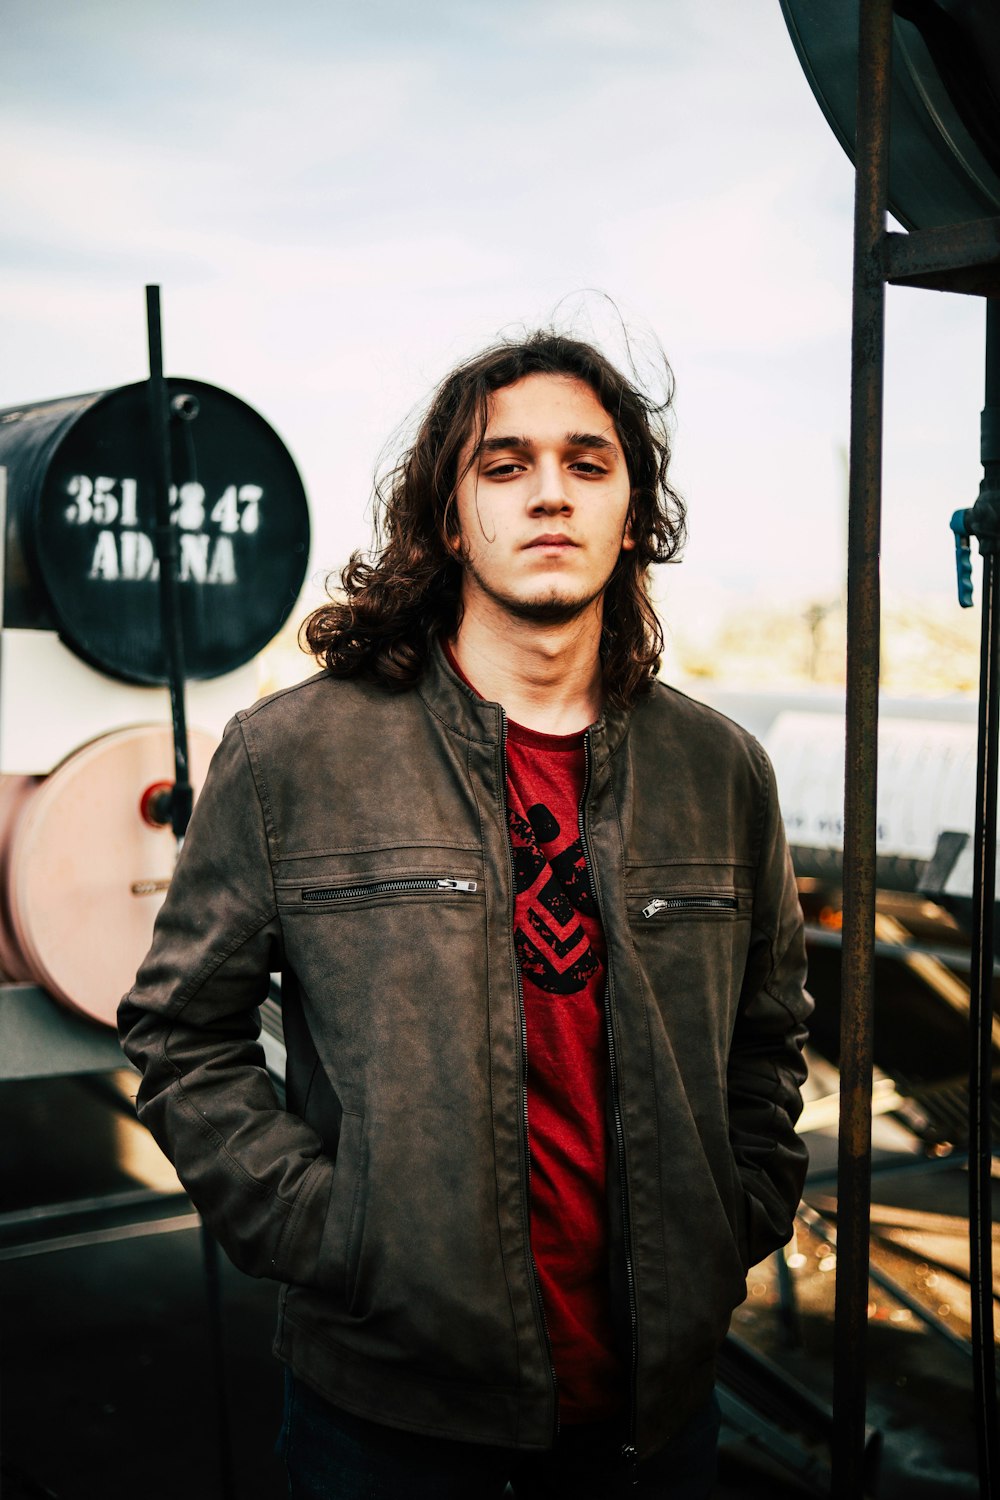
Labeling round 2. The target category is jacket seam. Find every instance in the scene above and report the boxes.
[760,979,807,1023]
[237,672,331,718]
[169,1078,296,1206]
[236,718,282,886]
[300,1055,321,1114]
[343,1112,365,1305]
[160,910,277,1030]
[149,914,281,1159]
[277,840,482,860]
[417,688,498,746]
[739,746,792,1169]
[748,741,780,959]
[272,1153,327,1275]
[749,739,771,871]
[624,858,756,871]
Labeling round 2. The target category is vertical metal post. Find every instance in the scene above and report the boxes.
[968,299,1000,1495]
[833,2,892,1495]
[201,1223,238,1500]
[145,284,193,841]
[146,287,233,1492]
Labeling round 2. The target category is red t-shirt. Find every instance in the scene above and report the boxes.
[444,645,622,1422]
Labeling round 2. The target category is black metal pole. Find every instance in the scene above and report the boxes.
[145,284,193,841]
[832,2,892,1495]
[968,297,1000,1496]
[201,1222,238,1500]
[146,290,230,1493]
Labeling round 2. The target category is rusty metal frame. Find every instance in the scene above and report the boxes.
[835,3,1000,1496]
[834,6,892,1495]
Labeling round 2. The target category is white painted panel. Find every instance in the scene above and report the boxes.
[0,627,257,774]
[764,711,978,861]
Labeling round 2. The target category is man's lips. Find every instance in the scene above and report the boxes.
[523,535,579,549]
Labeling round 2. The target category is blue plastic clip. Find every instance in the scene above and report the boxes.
[950,509,974,608]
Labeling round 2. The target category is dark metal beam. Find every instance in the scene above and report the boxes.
[833,0,893,1494]
[883,217,1000,295]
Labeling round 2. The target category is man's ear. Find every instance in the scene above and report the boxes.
[621,511,637,552]
[443,497,464,557]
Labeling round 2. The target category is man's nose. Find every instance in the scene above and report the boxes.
[529,458,571,512]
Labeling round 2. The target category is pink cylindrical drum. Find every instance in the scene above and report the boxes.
[8,725,217,1026]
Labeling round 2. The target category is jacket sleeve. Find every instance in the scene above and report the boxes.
[728,744,812,1269]
[118,715,335,1285]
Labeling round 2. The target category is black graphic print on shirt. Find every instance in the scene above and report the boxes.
[510,799,602,996]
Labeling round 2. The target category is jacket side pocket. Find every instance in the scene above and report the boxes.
[725,1149,751,1272]
[331,1109,366,1310]
[270,1111,366,1295]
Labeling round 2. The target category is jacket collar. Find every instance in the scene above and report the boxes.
[419,637,632,764]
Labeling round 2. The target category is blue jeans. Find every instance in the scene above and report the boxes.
[277,1371,720,1499]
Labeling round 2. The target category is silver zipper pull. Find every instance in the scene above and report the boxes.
[642,899,668,918]
[621,1442,639,1482]
[438,878,478,892]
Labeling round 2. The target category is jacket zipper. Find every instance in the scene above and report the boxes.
[578,732,640,1476]
[499,708,560,1443]
[641,895,737,919]
[302,877,478,902]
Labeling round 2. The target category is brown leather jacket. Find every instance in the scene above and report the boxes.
[118,643,811,1459]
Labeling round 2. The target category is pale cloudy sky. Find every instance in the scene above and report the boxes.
[1,0,987,653]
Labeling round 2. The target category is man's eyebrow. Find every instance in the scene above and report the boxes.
[474,431,620,457]
[566,431,619,451]
[477,435,531,455]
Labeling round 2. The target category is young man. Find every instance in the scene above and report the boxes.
[119,332,811,1499]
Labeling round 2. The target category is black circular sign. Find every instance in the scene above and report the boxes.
[29,378,310,685]
[780,0,1000,232]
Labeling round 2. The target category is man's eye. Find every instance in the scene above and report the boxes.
[571,461,607,475]
[483,462,524,478]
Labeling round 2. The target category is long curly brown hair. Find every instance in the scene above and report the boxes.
[302,330,686,709]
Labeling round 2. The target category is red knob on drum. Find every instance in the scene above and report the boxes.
[140,780,175,828]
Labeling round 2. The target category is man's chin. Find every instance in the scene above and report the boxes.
[500,593,598,625]
[463,564,608,627]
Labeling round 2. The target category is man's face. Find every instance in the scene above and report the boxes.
[452,373,634,626]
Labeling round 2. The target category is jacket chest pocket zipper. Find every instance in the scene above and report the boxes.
[301,877,478,903]
[641,895,738,919]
